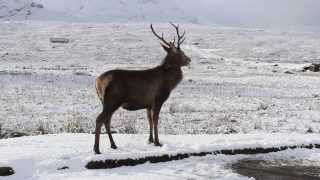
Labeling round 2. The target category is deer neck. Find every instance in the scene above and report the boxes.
[162,66,183,90]
[157,56,183,89]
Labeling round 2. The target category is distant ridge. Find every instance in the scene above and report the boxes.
[0,0,320,31]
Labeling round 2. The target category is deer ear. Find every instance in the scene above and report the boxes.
[161,43,171,53]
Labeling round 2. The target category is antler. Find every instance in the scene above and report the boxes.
[170,22,186,49]
[150,24,171,47]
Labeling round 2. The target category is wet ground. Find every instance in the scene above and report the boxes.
[232,159,320,180]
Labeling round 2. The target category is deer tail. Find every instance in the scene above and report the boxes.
[95,74,113,104]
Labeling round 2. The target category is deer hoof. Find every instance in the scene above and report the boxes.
[111,145,118,149]
[148,139,154,144]
[94,146,101,154]
[154,142,162,147]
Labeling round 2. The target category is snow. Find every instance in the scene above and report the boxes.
[1,22,320,137]
[1,133,320,180]
[0,15,320,180]
[0,0,207,22]
[1,0,320,31]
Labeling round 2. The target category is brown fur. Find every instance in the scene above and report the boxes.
[93,24,191,154]
[95,74,113,103]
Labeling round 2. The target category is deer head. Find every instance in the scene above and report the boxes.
[151,23,191,68]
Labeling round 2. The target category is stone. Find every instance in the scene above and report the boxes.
[306,128,313,133]
[30,2,44,8]
[309,64,320,72]
[57,166,69,170]
[284,71,294,74]
[0,167,14,176]
[50,38,70,43]
[303,63,320,72]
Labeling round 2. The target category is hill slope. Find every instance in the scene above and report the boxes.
[1,0,320,31]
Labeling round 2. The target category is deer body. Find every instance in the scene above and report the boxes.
[96,66,182,109]
[94,24,190,154]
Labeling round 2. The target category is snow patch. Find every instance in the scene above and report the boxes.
[1,133,320,179]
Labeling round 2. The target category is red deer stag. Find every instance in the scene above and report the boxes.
[94,23,191,154]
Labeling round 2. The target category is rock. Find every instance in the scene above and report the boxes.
[0,131,28,139]
[1,52,9,57]
[12,132,27,137]
[50,38,70,43]
[224,128,237,134]
[284,71,294,74]
[73,72,91,76]
[303,64,320,72]
[0,167,14,176]
[306,128,313,133]
[309,64,320,72]
[30,2,44,8]
[57,166,69,170]
[303,66,310,72]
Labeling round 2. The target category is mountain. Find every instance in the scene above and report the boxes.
[0,0,200,23]
[0,0,320,31]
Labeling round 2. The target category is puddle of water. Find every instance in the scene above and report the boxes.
[232,159,320,180]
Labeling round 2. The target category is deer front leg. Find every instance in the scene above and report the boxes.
[147,108,154,143]
[152,105,163,147]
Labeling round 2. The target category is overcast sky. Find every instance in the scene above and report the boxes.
[190,0,320,31]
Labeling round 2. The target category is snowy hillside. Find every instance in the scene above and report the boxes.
[1,0,320,31]
[0,21,320,137]
[0,0,202,22]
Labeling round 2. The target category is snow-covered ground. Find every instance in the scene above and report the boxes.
[0,21,320,137]
[0,2,320,180]
[1,133,320,180]
[0,8,320,179]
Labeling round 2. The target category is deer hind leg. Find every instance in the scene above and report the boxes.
[94,112,105,154]
[147,108,154,143]
[103,113,117,149]
[94,104,119,153]
[101,95,122,150]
